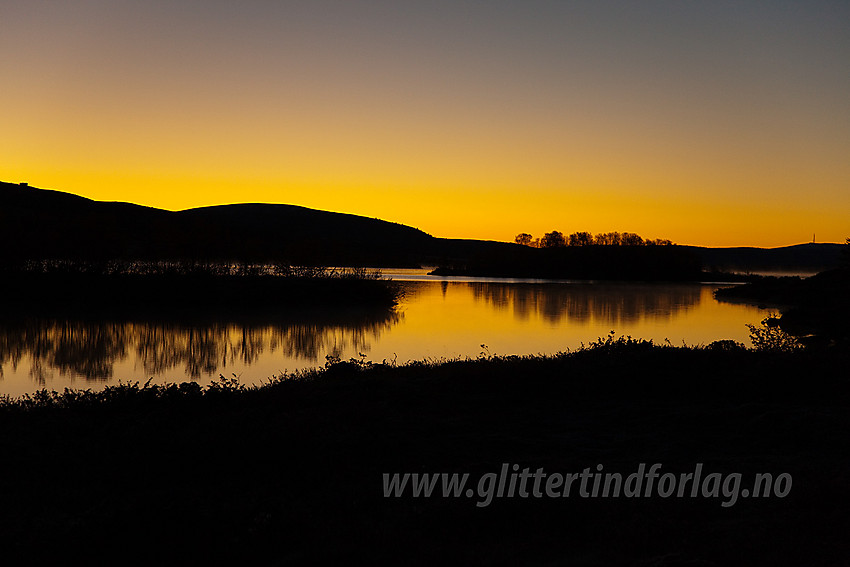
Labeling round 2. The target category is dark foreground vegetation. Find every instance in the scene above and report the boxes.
[1,336,848,565]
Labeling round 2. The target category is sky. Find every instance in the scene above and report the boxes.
[2,0,848,246]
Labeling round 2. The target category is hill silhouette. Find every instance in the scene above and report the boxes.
[2,181,527,267]
[2,181,842,275]
[682,243,844,273]
[1,181,441,265]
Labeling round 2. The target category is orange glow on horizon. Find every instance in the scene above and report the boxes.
[3,2,848,248]
[5,172,846,248]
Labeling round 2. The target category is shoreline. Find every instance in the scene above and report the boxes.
[1,340,847,563]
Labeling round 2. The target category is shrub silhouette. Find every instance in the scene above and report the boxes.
[746,314,802,352]
[706,339,747,352]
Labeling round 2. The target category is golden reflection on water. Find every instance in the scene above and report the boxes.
[0,281,765,397]
[381,282,764,363]
[0,314,398,396]
[466,282,700,324]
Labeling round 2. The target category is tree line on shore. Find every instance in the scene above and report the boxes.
[515,231,674,248]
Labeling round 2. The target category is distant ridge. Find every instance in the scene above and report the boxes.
[1,181,843,273]
[0,181,514,266]
[681,243,844,273]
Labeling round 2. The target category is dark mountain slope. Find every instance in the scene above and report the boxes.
[2,182,842,273]
[683,243,844,273]
[1,182,439,265]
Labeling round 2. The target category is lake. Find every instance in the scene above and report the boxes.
[0,270,767,398]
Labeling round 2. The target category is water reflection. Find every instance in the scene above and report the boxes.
[447,282,699,324]
[0,311,400,384]
[0,281,765,397]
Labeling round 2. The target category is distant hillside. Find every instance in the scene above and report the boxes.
[2,182,843,274]
[682,243,844,273]
[1,182,436,265]
[0,181,515,267]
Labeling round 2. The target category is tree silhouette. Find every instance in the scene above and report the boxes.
[540,231,567,248]
[568,231,594,246]
[594,232,622,246]
[620,232,644,246]
[513,228,675,247]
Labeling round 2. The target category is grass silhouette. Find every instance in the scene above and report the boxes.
[0,336,847,564]
[0,260,400,319]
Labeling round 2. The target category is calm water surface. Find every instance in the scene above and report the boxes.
[0,270,767,397]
